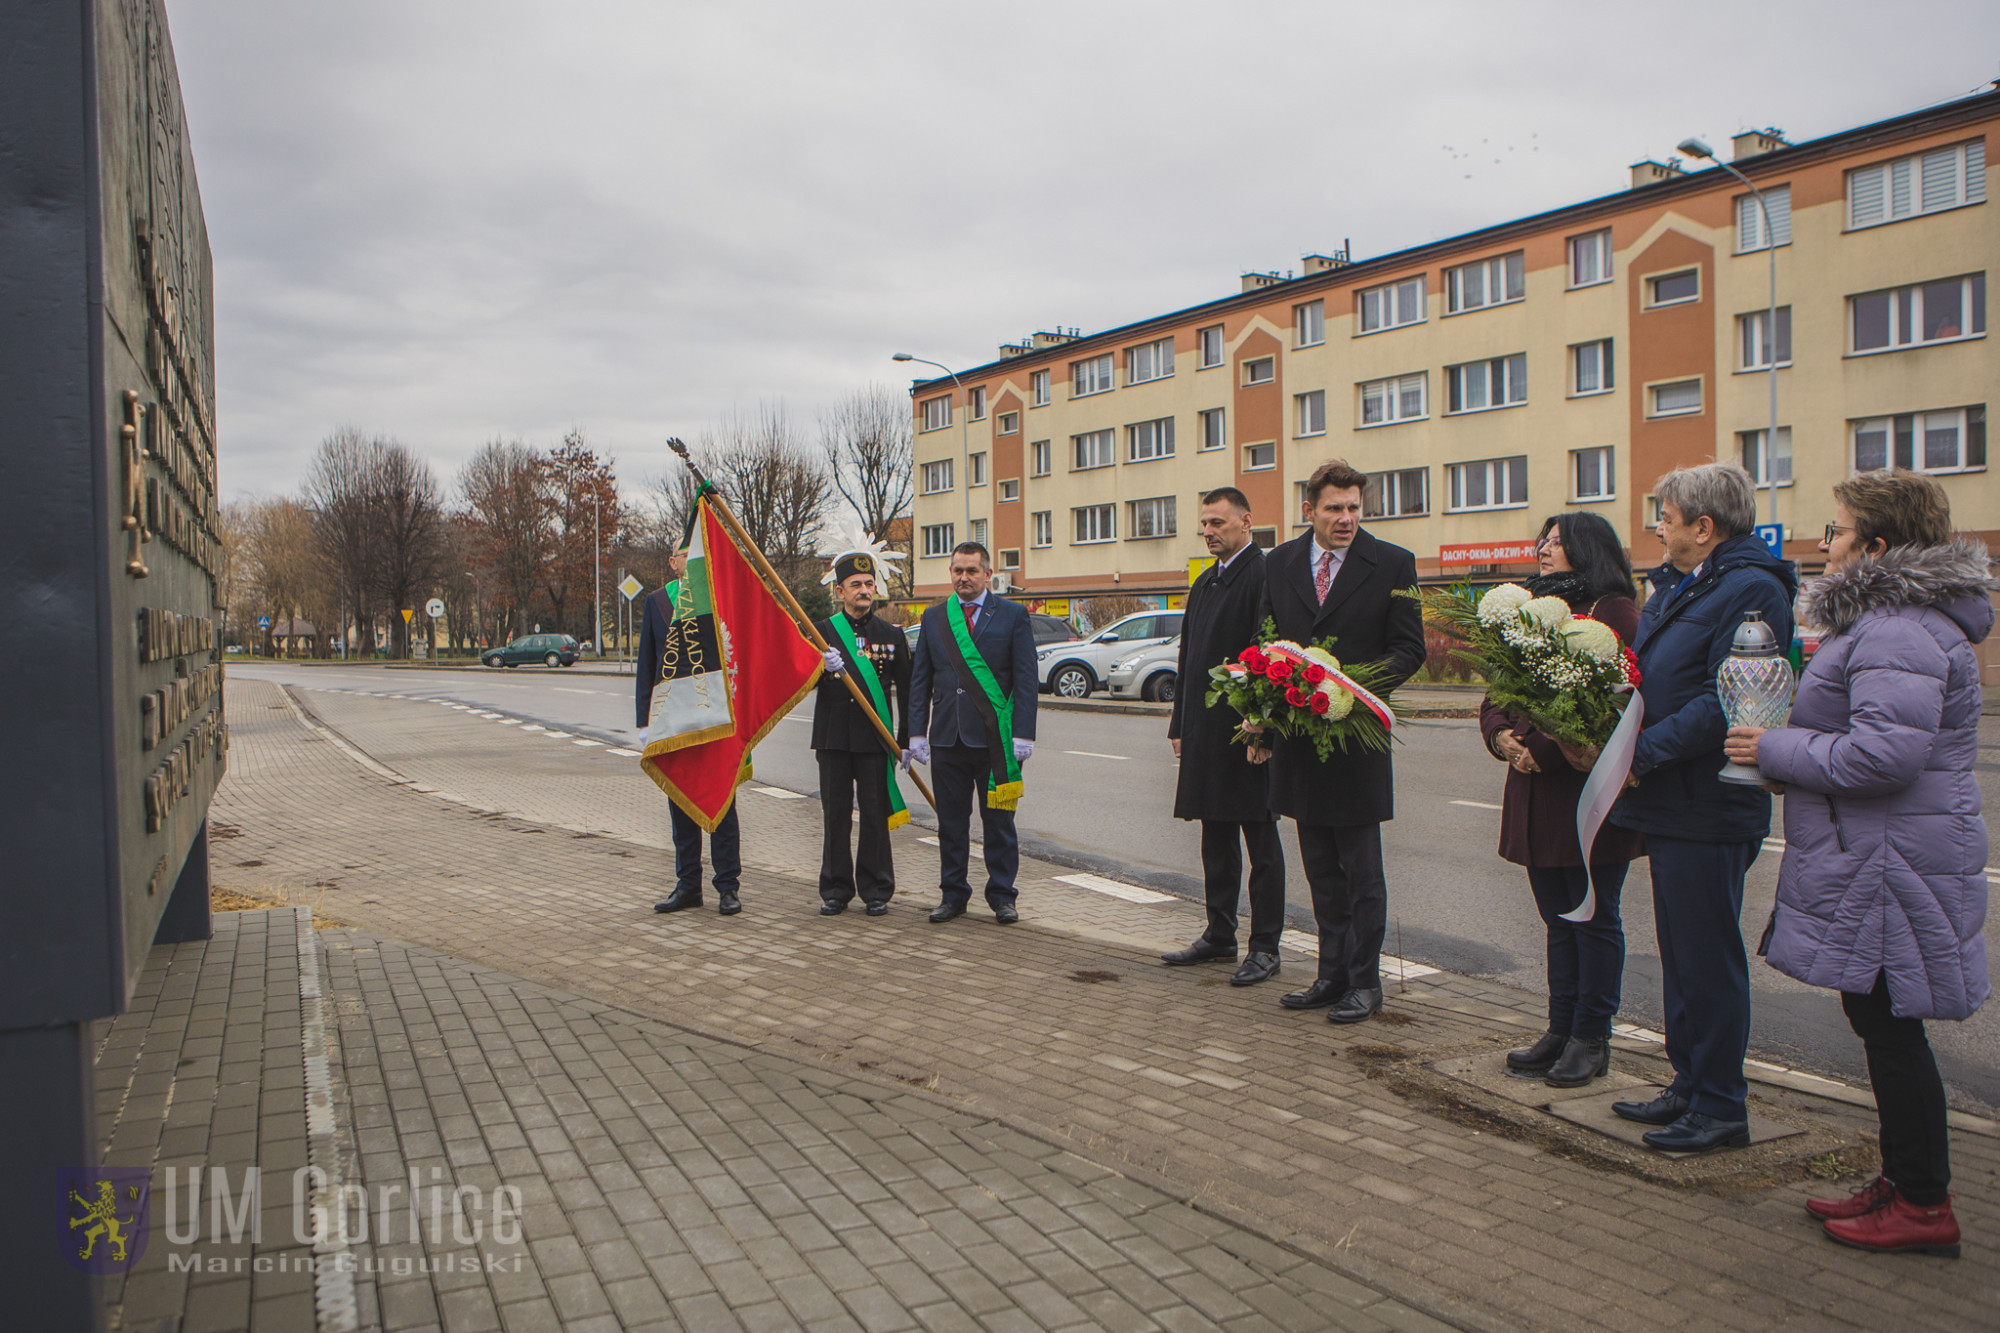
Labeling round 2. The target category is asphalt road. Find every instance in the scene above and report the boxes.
[231,659,2000,1116]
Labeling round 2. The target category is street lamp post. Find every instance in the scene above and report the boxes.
[592,490,603,658]
[893,352,972,546]
[1679,136,1782,534]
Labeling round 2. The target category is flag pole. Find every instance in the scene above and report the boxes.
[666,438,937,813]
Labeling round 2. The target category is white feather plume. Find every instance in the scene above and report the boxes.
[820,520,906,585]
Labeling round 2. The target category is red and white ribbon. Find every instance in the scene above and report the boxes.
[1261,642,1396,731]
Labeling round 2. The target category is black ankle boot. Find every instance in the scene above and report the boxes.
[1506,1030,1566,1074]
[1544,1035,1610,1088]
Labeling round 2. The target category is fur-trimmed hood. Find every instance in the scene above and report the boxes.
[1801,536,1993,640]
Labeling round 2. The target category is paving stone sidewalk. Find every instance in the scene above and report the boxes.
[198,678,2000,1330]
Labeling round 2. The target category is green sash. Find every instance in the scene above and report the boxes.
[941,602,1025,810]
[828,613,910,831]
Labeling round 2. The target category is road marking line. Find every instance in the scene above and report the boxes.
[500,719,522,725]
[1053,873,1172,903]
[917,836,981,860]
[1450,799,1503,811]
[1612,1023,1666,1044]
[519,724,545,731]
[751,786,808,800]
[1063,751,1129,760]
[572,739,602,747]
[1278,930,1440,980]
[541,731,571,739]
[553,687,606,695]
[607,748,640,757]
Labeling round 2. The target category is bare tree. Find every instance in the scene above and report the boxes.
[540,429,619,642]
[235,496,333,656]
[700,402,833,585]
[821,383,913,544]
[303,428,388,656]
[460,439,548,642]
[368,442,450,658]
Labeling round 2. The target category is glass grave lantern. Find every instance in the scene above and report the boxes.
[1717,610,1795,786]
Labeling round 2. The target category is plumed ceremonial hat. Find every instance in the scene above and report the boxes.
[821,520,905,586]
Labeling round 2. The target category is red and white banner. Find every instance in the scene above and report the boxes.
[1438,540,1539,567]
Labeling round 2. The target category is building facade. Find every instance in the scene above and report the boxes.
[907,91,1997,613]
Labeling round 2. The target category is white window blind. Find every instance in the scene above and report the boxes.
[1737,185,1792,251]
[1849,141,1986,228]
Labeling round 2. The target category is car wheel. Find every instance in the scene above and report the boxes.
[1144,672,1177,703]
[483,655,501,668]
[545,652,561,667]
[1051,664,1093,698]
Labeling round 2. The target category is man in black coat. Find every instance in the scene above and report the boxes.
[1164,487,1286,986]
[811,551,911,916]
[1255,460,1425,1025]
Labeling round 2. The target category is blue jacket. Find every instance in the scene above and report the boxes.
[634,581,678,727]
[1610,533,1797,842]
[909,594,1038,749]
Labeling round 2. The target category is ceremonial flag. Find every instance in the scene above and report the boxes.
[640,497,822,829]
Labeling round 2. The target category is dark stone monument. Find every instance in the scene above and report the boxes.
[0,2,224,1326]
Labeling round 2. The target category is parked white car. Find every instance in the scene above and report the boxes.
[1036,610,1183,698]
[1106,638,1181,702]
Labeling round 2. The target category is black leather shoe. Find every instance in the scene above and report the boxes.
[1612,1089,1692,1126]
[1544,1036,1610,1088]
[1327,987,1384,1025]
[864,902,889,917]
[1643,1111,1751,1154]
[1280,979,1342,1010]
[1506,1030,1567,1074]
[993,902,1019,924]
[1162,938,1238,966]
[716,890,741,916]
[1229,952,1280,986]
[929,901,965,923]
[653,887,701,913]
[819,900,848,916]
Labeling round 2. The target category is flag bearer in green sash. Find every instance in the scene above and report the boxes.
[812,549,912,916]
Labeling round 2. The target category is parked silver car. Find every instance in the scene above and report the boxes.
[1036,610,1183,698]
[1106,638,1180,702]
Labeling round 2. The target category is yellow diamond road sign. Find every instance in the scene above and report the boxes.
[618,575,643,600]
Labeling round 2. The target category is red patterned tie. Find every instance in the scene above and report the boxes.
[962,600,977,633]
[1314,550,1333,604]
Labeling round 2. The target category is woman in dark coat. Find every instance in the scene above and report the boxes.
[1478,512,1643,1087]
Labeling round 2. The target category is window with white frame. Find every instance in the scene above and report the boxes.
[1737,427,1793,486]
[1851,274,1985,353]
[1127,417,1175,462]
[1847,140,1986,230]
[1446,456,1529,512]
[1198,407,1226,451]
[1073,354,1114,397]
[1127,496,1176,539]
[1030,440,1051,476]
[998,411,1019,435]
[968,452,986,487]
[1198,325,1225,368]
[921,395,952,431]
[1244,442,1275,471]
[1295,300,1325,347]
[1646,269,1700,306]
[1031,369,1050,406]
[998,479,1020,502]
[920,459,953,494]
[1446,354,1527,413]
[1243,357,1274,385]
[969,518,988,547]
[1357,276,1425,333]
[1737,185,1792,252]
[1568,229,1613,288]
[1445,251,1525,313]
[1031,511,1053,548]
[1072,429,1114,470]
[1363,468,1428,519]
[1295,390,1326,437]
[1851,407,1986,474]
[1572,447,1615,500]
[1648,378,1703,417]
[921,523,955,557]
[1739,307,1793,369]
[1126,337,1174,385]
[1572,339,1614,395]
[999,548,1020,570]
[1359,373,1427,426]
[1073,504,1115,544]
[969,387,987,420]
[1251,526,1277,549]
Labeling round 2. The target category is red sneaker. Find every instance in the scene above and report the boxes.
[1806,1176,1894,1221]
[1822,1192,1961,1258]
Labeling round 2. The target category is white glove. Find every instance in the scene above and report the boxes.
[1012,739,1034,763]
[899,749,913,773]
[822,648,845,674]
[636,725,649,744]
[910,737,930,766]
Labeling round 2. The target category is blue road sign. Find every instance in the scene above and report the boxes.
[257,615,272,629]
[1753,523,1783,558]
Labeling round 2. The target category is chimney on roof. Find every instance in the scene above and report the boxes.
[998,341,1034,359]
[1731,128,1790,162]
[1031,330,1079,348]
[1629,158,1685,190]
[1240,271,1286,293]
[1302,240,1353,274]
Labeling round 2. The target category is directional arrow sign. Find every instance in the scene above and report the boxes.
[426,597,445,619]
[618,575,643,601]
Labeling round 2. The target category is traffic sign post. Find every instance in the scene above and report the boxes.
[425,597,445,619]
[617,575,644,670]
[1753,523,1784,559]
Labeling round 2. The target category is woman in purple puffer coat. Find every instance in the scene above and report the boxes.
[1725,469,1990,1259]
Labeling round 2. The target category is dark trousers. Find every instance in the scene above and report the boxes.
[1526,863,1630,1038]
[1844,973,1952,1205]
[1295,822,1386,990]
[1648,835,1757,1121]
[1199,820,1286,954]
[668,801,740,897]
[818,748,894,906]
[931,742,1020,907]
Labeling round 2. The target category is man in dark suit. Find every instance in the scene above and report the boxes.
[811,550,911,916]
[1255,459,1425,1024]
[908,541,1038,924]
[1164,487,1286,986]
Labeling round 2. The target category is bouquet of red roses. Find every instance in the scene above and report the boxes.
[1205,619,1399,759]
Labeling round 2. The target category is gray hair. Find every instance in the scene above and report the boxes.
[1654,462,1756,538]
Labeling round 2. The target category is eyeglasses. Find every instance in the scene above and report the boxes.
[1823,523,1853,545]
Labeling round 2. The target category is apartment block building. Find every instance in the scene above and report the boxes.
[906,90,1997,612]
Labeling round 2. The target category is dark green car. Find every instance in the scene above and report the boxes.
[482,633,579,668]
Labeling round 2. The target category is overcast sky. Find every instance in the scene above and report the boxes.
[169,0,2000,504]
